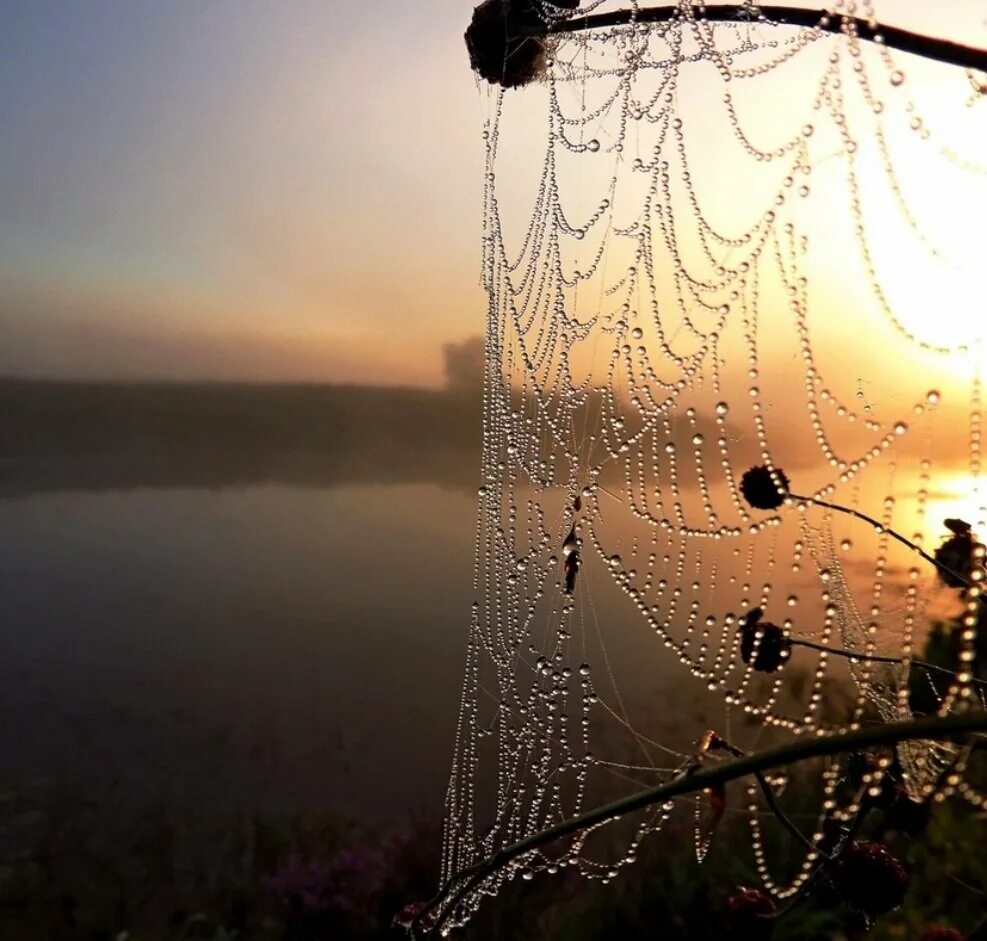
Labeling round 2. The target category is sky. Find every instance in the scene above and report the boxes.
[0,0,485,385]
[0,1,984,386]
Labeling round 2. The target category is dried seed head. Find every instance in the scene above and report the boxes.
[832,841,909,916]
[740,465,790,510]
[934,523,985,589]
[739,611,791,673]
[465,0,581,89]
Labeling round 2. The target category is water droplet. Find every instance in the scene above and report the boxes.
[926,390,940,405]
[692,433,704,446]
[715,402,729,416]
[893,422,908,436]
[586,139,600,152]
[609,555,623,569]
[889,70,905,86]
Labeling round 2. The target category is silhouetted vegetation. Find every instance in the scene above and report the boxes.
[0,380,481,495]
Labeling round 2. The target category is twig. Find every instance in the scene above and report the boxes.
[789,639,987,691]
[411,712,987,936]
[792,638,917,668]
[707,733,828,860]
[769,786,869,920]
[521,4,987,74]
[789,493,987,608]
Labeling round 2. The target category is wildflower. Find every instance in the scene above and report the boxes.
[918,928,964,941]
[740,465,790,510]
[266,852,337,913]
[726,886,777,939]
[739,609,791,673]
[934,518,985,588]
[465,0,581,89]
[831,841,909,916]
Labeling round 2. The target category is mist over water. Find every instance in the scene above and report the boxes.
[0,482,477,821]
[0,349,493,826]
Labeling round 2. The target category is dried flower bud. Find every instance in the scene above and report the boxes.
[832,841,909,916]
[740,610,791,673]
[934,523,985,589]
[740,465,790,510]
[465,0,580,89]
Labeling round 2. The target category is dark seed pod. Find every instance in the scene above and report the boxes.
[740,465,790,510]
[832,842,909,916]
[934,527,985,588]
[465,0,581,89]
[739,610,791,673]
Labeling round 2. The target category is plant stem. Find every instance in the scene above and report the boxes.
[788,638,986,690]
[710,734,829,860]
[789,492,983,597]
[791,637,907,666]
[520,4,987,74]
[411,712,987,936]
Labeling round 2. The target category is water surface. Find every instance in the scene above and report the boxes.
[0,483,476,821]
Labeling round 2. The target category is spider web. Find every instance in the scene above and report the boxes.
[439,1,987,928]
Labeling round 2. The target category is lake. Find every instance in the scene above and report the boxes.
[0,483,477,823]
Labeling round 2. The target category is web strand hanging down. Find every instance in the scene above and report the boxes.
[439,1,987,931]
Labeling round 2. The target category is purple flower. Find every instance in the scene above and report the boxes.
[266,852,338,914]
[266,844,385,916]
[726,886,777,939]
[919,928,964,941]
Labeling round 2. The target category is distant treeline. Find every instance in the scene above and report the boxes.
[0,379,482,495]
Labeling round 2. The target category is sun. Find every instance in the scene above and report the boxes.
[923,474,987,537]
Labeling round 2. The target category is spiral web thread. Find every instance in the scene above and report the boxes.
[440,0,987,929]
